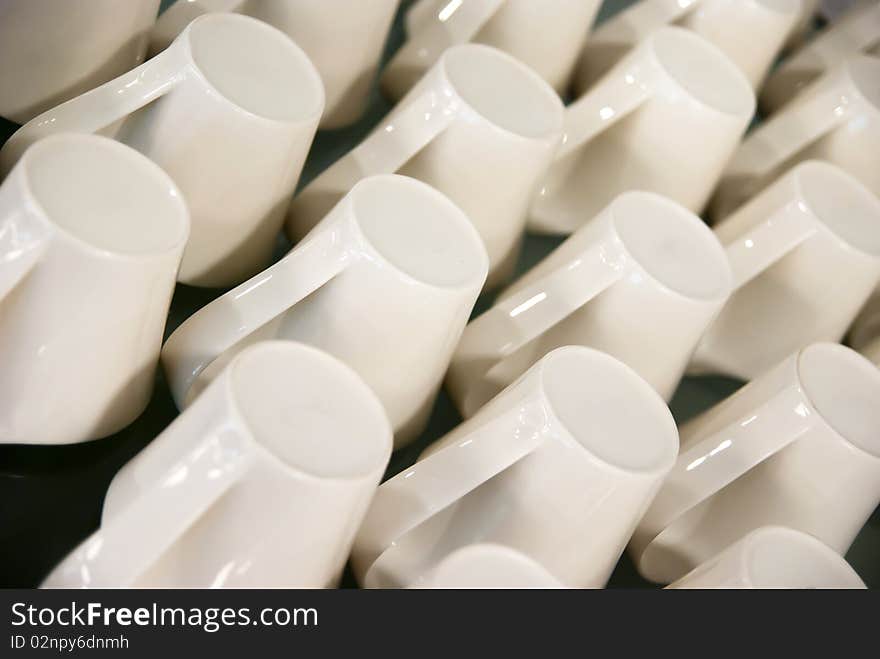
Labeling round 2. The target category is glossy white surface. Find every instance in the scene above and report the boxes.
[694,161,880,379]
[576,0,800,92]
[163,175,487,448]
[713,55,880,219]
[288,43,563,289]
[411,544,564,589]
[354,346,679,588]
[761,0,880,114]
[0,14,324,288]
[42,342,391,588]
[151,0,397,129]
[383,0,600,99]
[531,26,754,235]
[668,527,866,588]
[449,192,732,416]
[632,343,880,584]
[0,134,188,445]
[0,0,160,123]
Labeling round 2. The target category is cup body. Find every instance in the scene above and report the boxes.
[411,544,564,589]
[713,55,880,220]
[0,134,188,445]
[1,14,325,288]
[151,0,397,129]
[448,192,732,416]
[385,0,601,99]
[668,527,866,589]
[288,44,563,289]
[761,0,880,114]
[0,0,160,123]
[354,346,679,588]
[163,175,488,448]
[531,27,754,235]
[42,341,393,588]
[694,161,880,380]
[633,343,880,584]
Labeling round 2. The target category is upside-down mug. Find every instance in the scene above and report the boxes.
[448,192,733,417]
[383,0,601,99]
[354,346,679,589]
[150,0,398,129]
[42,341,392,588]
[0,134,188,445]
[761,0,880,114]
[693,161,880,380]
[632,343,880,584]
[163,175,487,448]
[531,26,754,235]
[0,13,324,288]
[411,545,564,589]
[288,43,562,289]
[0,0,160,123]
[668,527,866,589]
[574,0,801,93]
[712,55,880,220]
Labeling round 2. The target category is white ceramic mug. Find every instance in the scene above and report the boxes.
[288,43,562,289]
[0,134,188,445]
[761,0,880,114]
[447,192,732,418]
[668,527,866,589]
[150,0,398,129]
[694,161,880,380]
[411,544,564,589]
[163,175,488,448]
[574,0,801,93]
[42,341,392,588]
[0,0,160,123]
[0,13,324,288]
[712,55,880,220]
[354,346,679,589]
[383,0,601,100]
[632,342,880,584]
[531,26,754,236]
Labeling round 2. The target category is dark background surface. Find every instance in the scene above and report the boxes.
[0,0,876,589]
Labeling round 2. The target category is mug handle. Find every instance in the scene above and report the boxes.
[0,198,53,302]
[638,354,812,547]
[388,0,506,80]
[722,199,818,288]
[161,222,353,408]
[288,81,462,237]
[149,0,244,55]
[0,42,189,176]
[357,394,552,581]
[451,223,629,415]
[41,413,253,587]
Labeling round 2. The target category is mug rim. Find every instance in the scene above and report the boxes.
[181,13,325,126]
[19,133,190,261]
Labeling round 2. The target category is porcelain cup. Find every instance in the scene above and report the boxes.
[668,527,866,589]
[712,55,880,220]
[163,175,487,448]
[0,134,188,445]
[0,0,160,123]
[41,341,392,588]
[382,0,601,100]
[354,346,679,589]
[0,13,324,288]
[574,0,801,93]
[288,43,563,289]
[632,343,880,584]
[411,544,564,589]
[150,0,397,129]
[531,26,754,236]
[448,192,733,417]
[761,0,880,114]
[694,161,880,380]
